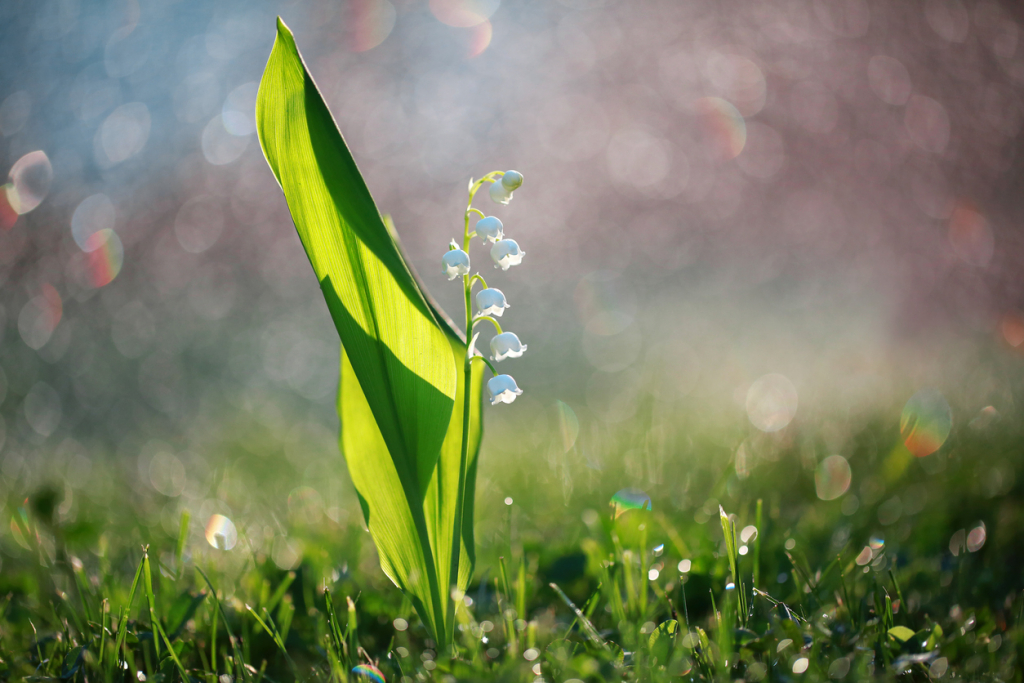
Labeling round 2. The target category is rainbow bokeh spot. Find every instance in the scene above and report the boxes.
[0,184,19,229]
[610,488,652,519]
[82,228,124,288]
[900,389,952,457]
[352,664,385,683]
[429,0,499,28]
[695,96,747,160]
[347,0,397,53]
[205,514,238,551]
[467,20,492,58]
[814,455,852,501]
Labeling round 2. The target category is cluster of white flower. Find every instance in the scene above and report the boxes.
[441,171,528,406]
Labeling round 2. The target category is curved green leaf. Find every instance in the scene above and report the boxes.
[256,16,457,499]
[339,217,485,642]
[256,18,464,640]
[340,337,483,642]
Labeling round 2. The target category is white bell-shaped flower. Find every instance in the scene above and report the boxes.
[475,216,503,243]
[476,288,510,317]
[442,248,470,280]
[490,239,524,270]
[490,331,527,361]
[501,170,523,191]
[489,180,512,205]
[488,374,523,405]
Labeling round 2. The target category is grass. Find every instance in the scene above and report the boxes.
[0,399,1022,682]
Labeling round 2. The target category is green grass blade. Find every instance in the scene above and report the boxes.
[154,620,189,682]
[197,567,249,682]
[112,549,146,669]
[142,550,160,658]
[549,583,609,650]
[264,571,295,615]
[175,510,190,580]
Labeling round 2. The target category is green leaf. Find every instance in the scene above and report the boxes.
[888,625,916,642]
[256,16,457,496]
[256,18,463,642]
[338,230,485,643]
[649,619,679,664]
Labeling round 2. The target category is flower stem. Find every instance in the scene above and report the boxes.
[448,172,498,649]
[477,355,497,376]
[471,315,503,335]
[468,274,489,291]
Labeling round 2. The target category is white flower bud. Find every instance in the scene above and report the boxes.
[476,288,510,317]
[488,374,523,405]
[490,331,527,361]
[490,239,524,270]
[442,249,470,280]
[489,181,512,205]
[475,216,504,243]
[501,170,523,191]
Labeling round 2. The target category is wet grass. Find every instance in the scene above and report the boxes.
[0,403,1022,682]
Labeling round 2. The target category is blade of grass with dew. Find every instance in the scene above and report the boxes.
[264,571,295,615]
[111,549,145,672]
[346,596,358,663]
[246,603,299,676]
[323,588,348,670]
[197,567,249,682]
[154,620,189,681]
[549,583,610,650]
[257,17,459,644]
[753,499,763,589]
[141,549,160,658]
[175,510,190,580]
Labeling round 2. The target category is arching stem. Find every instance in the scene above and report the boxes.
[471,315,503,335]
[449,170,503,649]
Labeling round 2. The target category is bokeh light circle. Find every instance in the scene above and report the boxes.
[554,400,579,453]
[966,523,986,552]
[202,114,250,165]
[99,103,151,165]
[6,151,53,215]
[900,389,952,457]
[222,82,259,136]
[83,229,124,288]
[867,55,912,106]
[815,455,852,501]
[23,381,62,437]
[205,514,237,550]
[694,97,746,160]
[347,0,397,52]
[704,52,766,117]
[18,284,62,349]
[71,194,116,249]
[610,488,651,518]
[746,373,798,432]
[1001,311,1024,347]
[351,664,386,683]
[467,20,493,58]
[429,0,499,27]
[948,201,994,267]
[175,194,225,254]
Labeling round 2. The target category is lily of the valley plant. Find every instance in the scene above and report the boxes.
[255,18,526,651]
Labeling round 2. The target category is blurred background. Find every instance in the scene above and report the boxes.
[2,0,1024,568]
